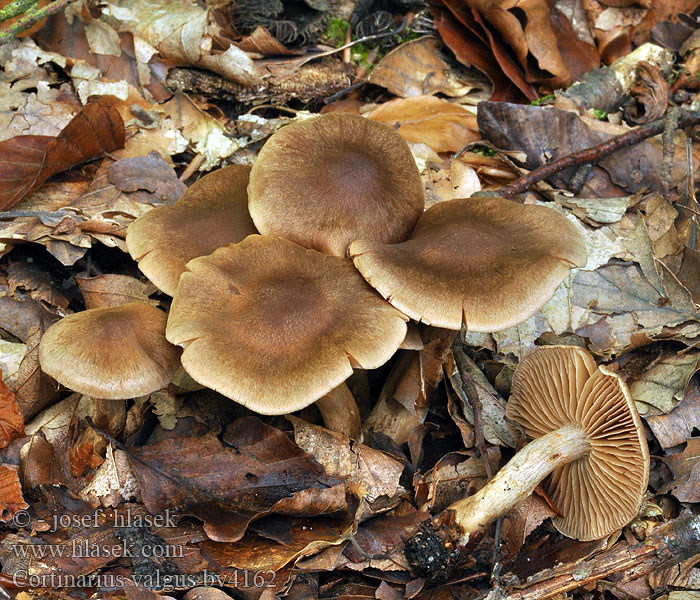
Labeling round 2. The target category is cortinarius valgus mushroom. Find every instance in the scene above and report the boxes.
[405,345,649,579]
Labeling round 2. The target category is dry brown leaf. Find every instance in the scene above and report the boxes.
[127,416,345,542]
[647,372,700,448]
[6,259,71,314]
[369,37,475,98]
[367,95,479,154]
[0,466,28,521]
[200,515,353,572]
[0,96,125,211]
[661,438,700,503]
[74,151,184,220]
[628,352,699,416]
[433,1,536,102]
[162,93,239,169]
[76,273,156,309]
[35,11,171,103]
[0,379,24,448]
[341,509,431,571]
[103,0,256,85]
[237,26,295,56]
[501,494,558,557]
[289,416,405,519]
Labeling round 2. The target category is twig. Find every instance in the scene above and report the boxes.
[0,0,37,21]
[0,0,75,45]
[661,107,681,202]
[179,153,205,183]
[499,109,700,198]
[294,18,407,70]
[501,514,700,600]
[458,368,504,586]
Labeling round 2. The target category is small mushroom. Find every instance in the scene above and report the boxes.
[247,112,425,257]
[166,235,408,418]
[126,165,257,296]
[38,303,181,400]
[349,196,587,331]
[405,345,649,579]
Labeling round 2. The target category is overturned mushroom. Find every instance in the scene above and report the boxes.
[350,196,587,332]
[126,165,257,296]
[166,235,408,420]
[247,112,425,257]
[39,303,181,400]
[405,345,649,579]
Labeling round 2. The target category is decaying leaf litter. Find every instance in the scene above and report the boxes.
[0,0,699,598]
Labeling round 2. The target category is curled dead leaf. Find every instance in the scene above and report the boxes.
[0,96,125,211]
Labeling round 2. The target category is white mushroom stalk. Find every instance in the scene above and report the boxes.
[448,424,590,545]
[314,382,363,441]
[405,346,649,580]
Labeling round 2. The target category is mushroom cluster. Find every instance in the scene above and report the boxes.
[38,112,587,438]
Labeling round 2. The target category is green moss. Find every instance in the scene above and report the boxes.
[593,108,607,120]
[324,17,349,47]
[530,94,555,106]
[472,146,496,157]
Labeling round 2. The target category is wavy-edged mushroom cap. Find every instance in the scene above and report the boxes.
[126,165,257,296]
[349,196,587,332]
[39,303,181,399]
[247,113,425,257]
[507,345,649,541]
[166,235,408,414]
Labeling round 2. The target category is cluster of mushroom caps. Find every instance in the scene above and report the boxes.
[37,113,649,571]
[39,112,587,425]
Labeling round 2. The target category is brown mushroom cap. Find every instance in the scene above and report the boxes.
[166,235,408,414]
[349,196,587,332]
[247,113,425,257]
[38,303,181,400]
[507,345,650,541]
[126,165,257,296]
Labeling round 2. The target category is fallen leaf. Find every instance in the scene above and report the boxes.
[432,1,536,102]
[478,102,690,198]
[628,352,699,416]
[661,438,700,503]
[413,448,499,510]
[127,416,345,542]
[103,0,256,85]
[369,37,476,98]
[76,273,157,309]
[341,509,431,571]
[0,466,28,521]
[367,95,479,154]
[74,152,184,219]
[647,371,700,447]
[162,93,239,170]
[0,96,125,211]
[0,380,24,448]
[201,515,353,572]
[289,416,405,519]
[445,347,514,447]
[501,494,558,557]
[6,259,71,314]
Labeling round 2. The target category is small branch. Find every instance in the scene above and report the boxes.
[501,514,700,600]
[0,0,37,22]
[295,17,407,69]
[0,0,74,45]
[499,109,700,198]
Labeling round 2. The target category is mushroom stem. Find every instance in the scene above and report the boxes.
[405,424,590,578]
[315,382,363,441]
[450,424,590,543]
